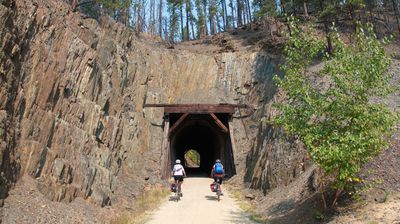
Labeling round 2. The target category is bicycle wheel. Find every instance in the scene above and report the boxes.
[216,184,220,201]
[175,184,181,202]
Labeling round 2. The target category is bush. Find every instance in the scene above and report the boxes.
[274,18,399,209]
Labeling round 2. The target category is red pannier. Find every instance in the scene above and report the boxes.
[210,183,217,192]
[170,183,177,192]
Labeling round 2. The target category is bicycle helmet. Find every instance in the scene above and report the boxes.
[215,159,221,163]
[175,159,181,164]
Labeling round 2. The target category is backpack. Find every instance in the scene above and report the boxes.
[214,163,224,174]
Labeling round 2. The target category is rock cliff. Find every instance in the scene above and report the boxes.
[0,0,309,210]
[5,0,398,217]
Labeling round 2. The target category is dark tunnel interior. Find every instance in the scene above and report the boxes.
[169,113,236,178]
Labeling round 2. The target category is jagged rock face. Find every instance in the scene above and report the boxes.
[0,0,22,202]
[0,0,300,207]
[242,59,314,194]
[0,0,318,208]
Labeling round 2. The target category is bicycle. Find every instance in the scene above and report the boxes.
[173,180,182,202]
[211,180,222,201]
[214,181,221,201]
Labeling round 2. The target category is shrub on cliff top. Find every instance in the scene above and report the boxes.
[274,18,399,209]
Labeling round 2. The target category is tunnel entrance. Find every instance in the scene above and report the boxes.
[144,104,248,179]
[184,149,200,168]
[169,113,235,177]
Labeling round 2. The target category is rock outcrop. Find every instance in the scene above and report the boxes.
[2,0,398,219]
[1,0,307,209]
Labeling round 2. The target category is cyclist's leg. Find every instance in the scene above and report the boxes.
[178,177,183,196]
[173,176,178,192]
[218,177,223,194]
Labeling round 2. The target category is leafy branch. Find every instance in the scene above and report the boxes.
[274,18,399,209]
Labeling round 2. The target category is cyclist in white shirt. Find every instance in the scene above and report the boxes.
[171,159,186,196]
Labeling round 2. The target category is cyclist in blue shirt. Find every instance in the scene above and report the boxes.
[211,159,225,194]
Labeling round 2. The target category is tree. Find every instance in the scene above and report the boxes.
[237,0,242,26]
[159,0,163,37]
[391,0,400,34]
[209,0,218,34]
[180,0,185,41]
[342,0,366,31]
[274,20,399,209]
[195,0,206,37]
[186,0,191,40]
[168,0,180,43]
[221,0,228,29]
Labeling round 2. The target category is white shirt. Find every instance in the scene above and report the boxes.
[172,164,185,176]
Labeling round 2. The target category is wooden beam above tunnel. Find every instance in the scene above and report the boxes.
[210,113,228,133]
[168,113,189,136]
[143,103,249,114]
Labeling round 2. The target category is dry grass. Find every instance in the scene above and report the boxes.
[110,187,170,224]
[230,190,265,223]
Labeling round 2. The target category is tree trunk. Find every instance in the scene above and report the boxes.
[171,3,176,44]
[246,0,252,29]
[164,18,169,44]
[134,0,139,32]
[230,0,235,28]
[209,13,213,35]
[159,0,163,37]
[331,188,343,208]
[237,0,242,27]
[180,3,184,41]
[320,182,328,211]
[190,16,195,39]
[186,0,190,40]
[150,0,155,34]
[303,1,308,17]
[209,0,215,35]
[319,0,332,54]
[203,0,208,36]
[215,11,219,33]
[222,0,228,30]
[392,0,400,35]
[142,0,146,32]
[280,0,286,14]
[243,2,247,25]
[241,4,245,25]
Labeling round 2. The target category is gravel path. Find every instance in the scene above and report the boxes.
[146,177,256,224]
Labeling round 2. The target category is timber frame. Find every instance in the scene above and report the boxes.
[143,103,251,179]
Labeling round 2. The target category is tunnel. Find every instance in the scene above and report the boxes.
[168,113,236,178]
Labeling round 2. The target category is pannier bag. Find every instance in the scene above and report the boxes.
[210,183,217,192]
[170,183,177,192]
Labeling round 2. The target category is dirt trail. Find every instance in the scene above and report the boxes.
[146,177,256,224]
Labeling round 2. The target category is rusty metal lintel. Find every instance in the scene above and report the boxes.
[210,113,228,133]
[143,103,250,114]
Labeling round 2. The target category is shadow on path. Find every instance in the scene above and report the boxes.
[205,195,220,201]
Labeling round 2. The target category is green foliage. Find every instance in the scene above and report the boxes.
[167,0,181,41]
[274,19,398,192]
[254,3,277,20]
[343,0,366,10]
[319,3,337,21]
[95,0,130,10]
[185,149,200,167]
[313,210,325,221]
